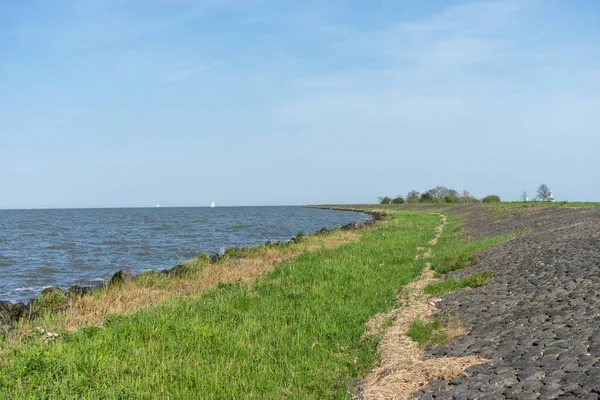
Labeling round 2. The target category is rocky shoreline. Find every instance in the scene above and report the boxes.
[0,211,377,336]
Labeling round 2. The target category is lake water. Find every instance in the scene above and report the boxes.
[0,206,369,303]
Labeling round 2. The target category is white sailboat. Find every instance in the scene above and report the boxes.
[211,201,215,208]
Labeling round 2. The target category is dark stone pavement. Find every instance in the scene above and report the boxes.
[413,206,600,399]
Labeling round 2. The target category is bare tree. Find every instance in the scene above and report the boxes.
[520,191,528,202]
[536,184,552,201]
[461,190,477,203]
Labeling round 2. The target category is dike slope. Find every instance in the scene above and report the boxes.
[412,205,600,399]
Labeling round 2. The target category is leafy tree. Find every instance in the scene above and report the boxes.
[421,186,460,203]
[419,192,434,203]
[378,196,392,205]
[406,190,420,203]
[536,184,552,201]
[391,196,405,204]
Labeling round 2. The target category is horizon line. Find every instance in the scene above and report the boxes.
[0,204,311,211]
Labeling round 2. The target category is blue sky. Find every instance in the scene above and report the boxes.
[1,0,599,208]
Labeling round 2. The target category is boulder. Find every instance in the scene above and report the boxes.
[109,268,134,285]
[9,302,29,319]
[68,285,93,296]
[341,222,366,230]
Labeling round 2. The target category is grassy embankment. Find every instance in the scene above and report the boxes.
[0,206,516,399]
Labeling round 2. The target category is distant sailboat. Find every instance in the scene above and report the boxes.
[156,204,160,207]
[211,201,215,208]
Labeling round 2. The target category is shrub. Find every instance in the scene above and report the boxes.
[419,192,434,203]
[378,196,392,205]
[391,196,405,204]
[482,195,501,203]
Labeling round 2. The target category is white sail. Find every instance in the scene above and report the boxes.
[211,201,215,208]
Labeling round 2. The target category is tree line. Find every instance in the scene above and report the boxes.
[378,183,554,205]
[378,186,496,205]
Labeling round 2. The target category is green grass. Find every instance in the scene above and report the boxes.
[424,270,496,296]
[0,211,440,399]
[428,215,515,276]
[406,318,447,349]
[30,291,69,313]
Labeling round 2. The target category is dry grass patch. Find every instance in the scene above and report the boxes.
[444,316,468,342]
[363,310,397,338]
[360,266,484,400]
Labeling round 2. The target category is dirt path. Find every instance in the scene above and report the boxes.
[413,206,600,399]
[359,214,485,399]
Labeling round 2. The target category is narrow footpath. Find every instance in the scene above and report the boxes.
[360,214,485,399]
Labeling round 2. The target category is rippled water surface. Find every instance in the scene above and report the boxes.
[0,206,369,303]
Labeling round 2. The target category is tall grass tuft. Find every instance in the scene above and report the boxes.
[424,270,496,296]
